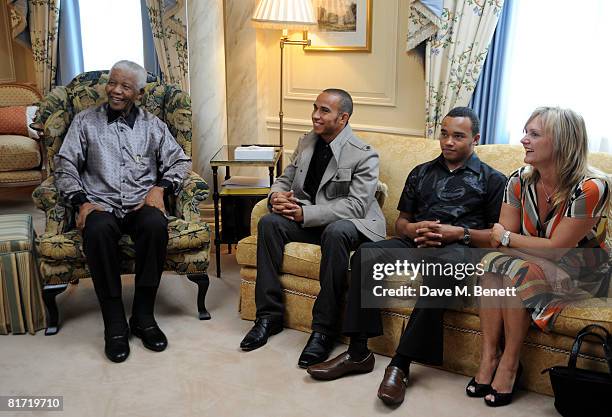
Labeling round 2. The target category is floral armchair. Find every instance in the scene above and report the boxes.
[32,71,211,335]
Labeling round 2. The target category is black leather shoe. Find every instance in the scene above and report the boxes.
[298,332,335,368]
[129,318,168,352]
[104,330,130,363]
[240,317,283,351]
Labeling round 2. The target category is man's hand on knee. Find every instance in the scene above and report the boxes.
[76,202,105,230]
[143,186,166,214]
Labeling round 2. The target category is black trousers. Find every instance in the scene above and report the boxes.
[255,213,368,336]
[82,205,168,312]
[343,238,466,366]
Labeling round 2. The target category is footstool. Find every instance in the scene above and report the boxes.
[0,214,46,334]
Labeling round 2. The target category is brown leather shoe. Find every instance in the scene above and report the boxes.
[377,366,409,406]
[307,351,375,381]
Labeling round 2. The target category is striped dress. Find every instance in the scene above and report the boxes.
[482,167,610,331]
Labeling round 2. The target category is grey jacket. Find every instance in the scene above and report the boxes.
[270,124,385,242]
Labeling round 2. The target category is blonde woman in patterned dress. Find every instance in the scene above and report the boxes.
[466,107,610,407]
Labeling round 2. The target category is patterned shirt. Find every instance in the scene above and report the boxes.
[398,153,507,230]
[54,104,191,218]
[504,167,609,248]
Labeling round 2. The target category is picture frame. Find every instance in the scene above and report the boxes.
[304,0,372,52]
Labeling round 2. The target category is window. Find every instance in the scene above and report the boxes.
[503,0,611,152]
[79,0,145,71]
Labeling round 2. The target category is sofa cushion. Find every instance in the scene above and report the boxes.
[551,298,612,338]
[0,170,42,185]
[0,106,29,136]
[236,235,322,280]
[37,217,210,261]
[357,135,441,235]
[0,135,41,171]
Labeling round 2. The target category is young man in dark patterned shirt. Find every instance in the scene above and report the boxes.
[307,107,507,407]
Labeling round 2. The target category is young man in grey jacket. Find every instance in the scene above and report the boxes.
[240,89,385,369]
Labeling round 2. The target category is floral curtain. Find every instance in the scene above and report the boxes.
[424,0,504,138]
[144,0,189,92]
[28,0,60,95]
[406,0,443,51]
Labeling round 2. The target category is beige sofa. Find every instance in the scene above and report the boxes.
[0,83,45,187]
[235,134,612,395]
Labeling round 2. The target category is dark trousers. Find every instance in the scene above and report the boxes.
[343,238,465,366]
[82,206,168,322]
[255,213,368,336]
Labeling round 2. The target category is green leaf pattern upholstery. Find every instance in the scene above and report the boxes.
[32,70,210,285]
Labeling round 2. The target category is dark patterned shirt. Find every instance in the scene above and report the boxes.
[54,104,191,218]
[398,153,506,229]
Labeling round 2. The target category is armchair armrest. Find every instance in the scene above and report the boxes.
[176,171,210,222]
[250,198,270,235]
[32,176,67,235]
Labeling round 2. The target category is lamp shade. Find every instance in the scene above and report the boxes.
[252,0,317,30]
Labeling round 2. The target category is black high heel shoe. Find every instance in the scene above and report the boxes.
[484,362,523,407]
[466,360,498,397]
[465,377,493,398]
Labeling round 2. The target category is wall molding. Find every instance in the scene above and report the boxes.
[265,117,424,137]
[283,0,400,107]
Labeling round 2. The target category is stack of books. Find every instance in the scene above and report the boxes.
[220,176,270,195]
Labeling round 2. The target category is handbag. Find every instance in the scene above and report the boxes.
[542,324,612,417]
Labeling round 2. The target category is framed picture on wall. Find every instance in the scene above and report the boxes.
[304,0,372,52]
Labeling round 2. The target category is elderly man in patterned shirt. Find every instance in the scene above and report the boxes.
[54,60,191,363]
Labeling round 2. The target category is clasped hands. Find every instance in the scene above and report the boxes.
[270,190,303,223]
[413,220,463,248]
[76,186,166,230]
[414,222,510,248]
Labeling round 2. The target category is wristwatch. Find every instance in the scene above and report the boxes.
[501,230,511,247]
[462,227,471,246]
[157,180,174,196]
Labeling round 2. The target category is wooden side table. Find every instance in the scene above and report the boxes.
[210,145,282,277]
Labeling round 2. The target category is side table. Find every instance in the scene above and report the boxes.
[0,214,46,334]
[210,145,282,277]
